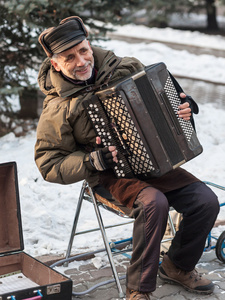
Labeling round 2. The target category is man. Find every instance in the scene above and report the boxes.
[35,16,219,300]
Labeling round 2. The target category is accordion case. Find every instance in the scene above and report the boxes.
[0,162,72,300]
[84,62,203,179]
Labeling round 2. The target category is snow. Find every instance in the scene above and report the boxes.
[99,27,225,84]
[111,23,225,51]
[0,23,225,258]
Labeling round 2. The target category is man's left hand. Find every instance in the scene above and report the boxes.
[178,93,192,120]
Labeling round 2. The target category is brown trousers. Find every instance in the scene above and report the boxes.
[94,181,219,293]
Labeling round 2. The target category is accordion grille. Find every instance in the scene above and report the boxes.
[103,94,155,176]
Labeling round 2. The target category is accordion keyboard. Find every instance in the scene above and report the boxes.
[164,76,193,142]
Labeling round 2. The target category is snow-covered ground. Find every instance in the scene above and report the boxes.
[0,22,225,257]
[101,25,225,84]
[110,23,225,51]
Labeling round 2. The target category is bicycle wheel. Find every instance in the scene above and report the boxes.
[216,231,225,263]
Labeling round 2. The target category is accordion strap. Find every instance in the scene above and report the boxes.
[169,72,183,94]
[84,71,114,93]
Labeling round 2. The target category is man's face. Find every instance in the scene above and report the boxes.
[51,39,94,81]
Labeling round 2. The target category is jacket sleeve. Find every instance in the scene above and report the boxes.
[34,100,96,185]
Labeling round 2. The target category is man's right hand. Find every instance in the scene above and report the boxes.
[89,146,118,171]
[96,136,118,163]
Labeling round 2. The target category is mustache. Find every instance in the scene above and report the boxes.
[74,62,92,72]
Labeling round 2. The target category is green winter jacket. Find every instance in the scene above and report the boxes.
[35,46,144,187]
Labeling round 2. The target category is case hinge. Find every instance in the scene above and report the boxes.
[47,284,61,295]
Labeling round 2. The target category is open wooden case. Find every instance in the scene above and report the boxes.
[0,162,72,300]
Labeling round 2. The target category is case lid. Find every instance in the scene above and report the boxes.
[0,162,24,255]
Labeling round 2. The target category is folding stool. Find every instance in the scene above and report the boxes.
[65,180,177,298]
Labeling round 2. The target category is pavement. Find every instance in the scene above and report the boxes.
[38,232,225,300]
[69,248,225,300]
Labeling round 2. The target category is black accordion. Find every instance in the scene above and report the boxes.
[83,62,203,179]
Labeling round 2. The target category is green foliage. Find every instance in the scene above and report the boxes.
[0,0,145,113]
[0,0,126,113]
[0,2,42,112]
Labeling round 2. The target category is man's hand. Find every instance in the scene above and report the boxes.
[89,146,117,171]
[177,93,192,120]
[89,137,118,171]
[96,136,118,163]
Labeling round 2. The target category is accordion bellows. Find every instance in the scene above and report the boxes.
[83,62,203,179]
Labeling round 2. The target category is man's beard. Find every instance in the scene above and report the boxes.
[69,61,94,81]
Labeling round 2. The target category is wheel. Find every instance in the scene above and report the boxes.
[216,231,225,263]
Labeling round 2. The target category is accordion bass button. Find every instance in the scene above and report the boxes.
[122,133,128,140]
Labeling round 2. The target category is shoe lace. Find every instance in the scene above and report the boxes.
[189,269,202,282]
[178,268,202,282]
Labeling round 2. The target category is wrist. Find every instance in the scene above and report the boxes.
[83,153,96,171]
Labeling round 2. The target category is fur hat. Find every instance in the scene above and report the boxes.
[39,16,89,57]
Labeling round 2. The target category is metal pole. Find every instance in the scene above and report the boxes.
[64,181,87,267]
[88,184,125,298]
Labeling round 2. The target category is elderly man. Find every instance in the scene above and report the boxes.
[35,16,219,300]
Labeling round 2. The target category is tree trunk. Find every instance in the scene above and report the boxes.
[206,0,219,30]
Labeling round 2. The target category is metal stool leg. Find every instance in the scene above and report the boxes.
[88,184,125,298]
[168,210,177,237]
[64,181,87,267]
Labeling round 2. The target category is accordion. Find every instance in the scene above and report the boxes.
[83,62,203,179]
